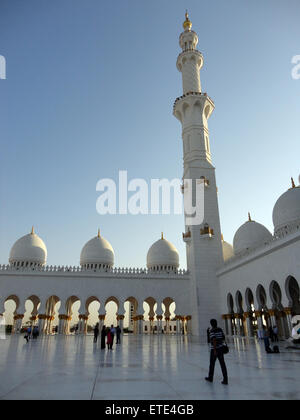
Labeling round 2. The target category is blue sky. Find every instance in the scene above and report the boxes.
[0,0,299,268]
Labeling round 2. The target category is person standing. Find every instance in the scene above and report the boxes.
[110,325,116,348]
[107,328,113,350]
[262,326,272,353]
[101,325,106,350]
[32,326,39,339]
[93,323,99,343]
[273,325,279,342]
[116,325,121,344]
[205,319,228,385]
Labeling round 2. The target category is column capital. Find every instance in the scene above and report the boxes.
[156,315,163,321]
[79,314,88,321]
[283,307,292,315]
[243,312,250,319]
[255,311,262,318]
[38,314,47,320]
[185,315,192,321]
[117,315,125,321]
[98,314,106,321]
[14,314,24,320]
[268,309,276,316]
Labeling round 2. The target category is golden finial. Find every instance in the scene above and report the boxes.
[161,232,164,240]
[291,177,296,188]
[31,226,34,235]
[248,212,252,222]
[183,10,192,31]
[97,228,101,238]
[221,234,224,241]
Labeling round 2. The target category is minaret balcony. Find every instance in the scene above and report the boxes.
[182,230,192,243]
[173,92,215,122]
[200,225,214,239]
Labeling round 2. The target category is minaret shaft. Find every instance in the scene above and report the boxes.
[174,14,223,339]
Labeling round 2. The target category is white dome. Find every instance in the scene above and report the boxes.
[9,229,47,266]
[222,239,234,261]
[233,218,273,256]
[273,183,300,235]
[80,232,114,267]
[147,235,179,270]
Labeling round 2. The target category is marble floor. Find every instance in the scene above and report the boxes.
[0,334,299,400]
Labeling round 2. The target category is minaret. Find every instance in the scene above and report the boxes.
[174,12,223,339]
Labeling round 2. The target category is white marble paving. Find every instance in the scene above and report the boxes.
[0,334,299,400]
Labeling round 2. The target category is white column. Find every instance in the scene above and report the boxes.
[98,313,106,333]
[284,308,293,336]
[235,314,241,336]
[138,316,143,334]
[245,313,253,337]
[58,316,65,334]
[176,318,180,335]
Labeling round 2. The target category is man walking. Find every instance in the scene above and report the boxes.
[205,319,228,385]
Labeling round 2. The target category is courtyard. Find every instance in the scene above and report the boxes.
[0,334,299,400]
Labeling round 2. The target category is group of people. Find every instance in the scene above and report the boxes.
[261,325,280,354]
[24,326,39,343]
[93,324,122,350]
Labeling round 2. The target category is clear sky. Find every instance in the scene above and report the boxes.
[1,0,299,269]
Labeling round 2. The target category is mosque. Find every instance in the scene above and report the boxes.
[0,13,299,341]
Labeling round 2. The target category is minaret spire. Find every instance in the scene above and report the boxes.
[183,10,192,31]
[291,177,296,188]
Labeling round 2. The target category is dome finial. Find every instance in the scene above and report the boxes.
[31,226,35,235]
[97,228,101,238]
[248,212,252,222]
[221,233,224,241]
[291,177,296,189]
[161,232,164,240]
[183,10,192,31]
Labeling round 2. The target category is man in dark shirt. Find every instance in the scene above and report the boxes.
[205,319,228,385]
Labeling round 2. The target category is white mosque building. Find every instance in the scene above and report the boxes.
[0,14,299,341]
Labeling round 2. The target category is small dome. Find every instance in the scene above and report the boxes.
[222,237,234,261]
[273,180,300,235]
[233,216,273,256]
[9,228,47,267]
[147,234,179,270]
[80,230,114,268]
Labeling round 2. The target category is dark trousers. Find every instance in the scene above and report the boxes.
[116,334,121,344]
[208,348,228,382]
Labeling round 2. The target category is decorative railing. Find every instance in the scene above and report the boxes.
[0,264,189,277]
[173,91,215,113]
